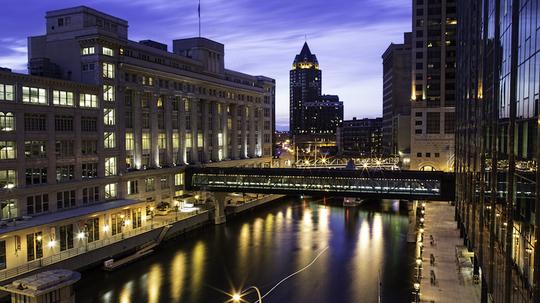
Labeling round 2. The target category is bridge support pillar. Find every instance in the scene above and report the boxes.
[407,200,418,243]
[214,192,228,225]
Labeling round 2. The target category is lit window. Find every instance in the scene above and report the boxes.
[0,170,16,189]
[0,141,16,160]
[103,85,114,101]
[104,132,116,149]
[173,133,180,149]
[104,108,115,125]
[197,132,203,147]
[125,133,134,151]
[80,94,98,108]
[105,183,117,199]
[22,87,47,104]
[105,157,117,176]
[142,132,151,150]
[0,84,14,101]
[102,62,115,79]
[174,173,184,186]
[102,47,114,56]
[185,133,192,148]
[81,47,95,55]
[0,112,15,131]
[52,90,74,106]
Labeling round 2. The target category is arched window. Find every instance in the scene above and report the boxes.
[0,112,15,131]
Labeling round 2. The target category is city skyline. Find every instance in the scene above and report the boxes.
[0,0,411,130]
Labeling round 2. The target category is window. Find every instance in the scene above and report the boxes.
[173,133,180,149]
[82,63,96,71]
[145,177,155,192]
[103,85,114,101]
[102,47,114,56]
[80,94,98,108]
[105,157,117,176]
[104,132,116,149]
[125,111,133,128]
[22,87,47,104]
[55,140,74,158]
[426,153,431,158]
[0,199,17,221]
[104,108,115,125]
[81,117,97,132]
[56,165,74,183]
[24,114,47,131]
[197,132,203,147]
[426,112,441,134]
[82,186,99,204]
[132,208,142,229]
[102,62,115,79]
[142,113,150,128]
[105,183,117,199]
[125,133,134,151]
[87,218,100,243]
[158,133,166,149]
[444,112,455,134]
[0,141,16,160]
[26,232,43,261]
[111,214,123,236]
[0,240,5,270]
[81,140,97,155]
[142,132,151,150]
[59,224,74,251]
[81,47,95,55]
[186,133,192,148]
[0,170,16,189]
[25,168,47,185]
[25,141,47,158]
[82,163,98,179]
[52,90,74,106]
[128,180,138,195]
[417,152,422,157]
[435,153,440,158]
[56,190,75,209]
[0,84,14,101]
[26,194,49,215]
[55,115,74,131]
[0,112,14,131]
[174,173,184,186]
[160,176,169,189]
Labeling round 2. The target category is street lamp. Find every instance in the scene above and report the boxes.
[149,206,155,228]
[230,286,262,303]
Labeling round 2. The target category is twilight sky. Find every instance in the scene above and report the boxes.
[0,0,411,130]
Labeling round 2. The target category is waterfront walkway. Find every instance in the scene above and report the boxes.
[419,202,481,303]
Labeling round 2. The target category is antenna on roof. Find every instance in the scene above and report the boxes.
[198,0,201,37]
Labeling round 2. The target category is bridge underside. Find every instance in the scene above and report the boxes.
[185,167,455,201]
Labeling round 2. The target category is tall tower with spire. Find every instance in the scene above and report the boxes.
[290,42,322,135]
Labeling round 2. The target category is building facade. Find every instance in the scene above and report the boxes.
[382,32,412,157]
[410,0,456,171]
[337,117,382,157]
[290,42,321,136]
[0,6,274,279]
[456,0,539,302]
[289,43,343,155]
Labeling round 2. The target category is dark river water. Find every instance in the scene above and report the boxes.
[76,197,414,303]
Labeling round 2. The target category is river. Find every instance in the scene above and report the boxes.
[76,197,414,303]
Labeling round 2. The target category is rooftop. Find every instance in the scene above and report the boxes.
[0,199,137,235]
[1,269,80,297]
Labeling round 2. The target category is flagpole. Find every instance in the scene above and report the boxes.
[198,0,201,37]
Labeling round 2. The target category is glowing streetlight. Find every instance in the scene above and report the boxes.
[230,286,262,303]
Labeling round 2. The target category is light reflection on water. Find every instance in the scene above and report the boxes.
[77,198,412,303]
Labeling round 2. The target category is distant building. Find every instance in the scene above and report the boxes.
[290,42,321,135]
[381,32,412,157]
[409,0,456,171]
[289,43,343,155]
[337,117,382,157]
